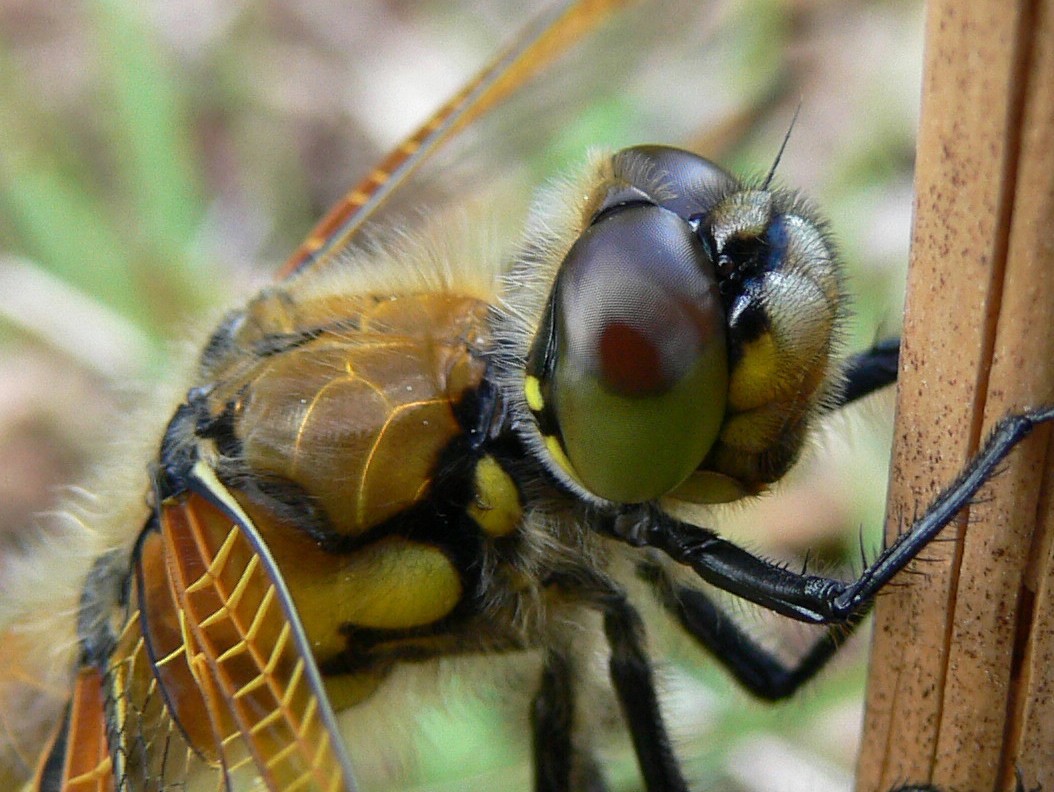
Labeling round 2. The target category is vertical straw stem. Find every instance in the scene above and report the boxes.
[856,1,1054,790]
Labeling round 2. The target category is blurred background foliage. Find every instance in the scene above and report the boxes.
[0,0,922,790]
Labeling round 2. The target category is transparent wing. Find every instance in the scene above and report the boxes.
[278,0,774,280]
[280,0,633,277]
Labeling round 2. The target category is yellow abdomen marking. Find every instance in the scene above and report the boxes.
[467,455,522,537]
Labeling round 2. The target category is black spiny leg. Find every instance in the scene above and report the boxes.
[641,563,867,700]
[607,408,1054,627]
[532,650,610,792]
[625,340,898,699]
[532,651,575,792]
[602,595,688,792]
[838,338,899,406]
[541,573,684,792]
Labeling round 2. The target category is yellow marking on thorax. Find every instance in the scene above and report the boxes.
[467,455,522,537]
[333,537,462,630]
[524,375,545,412]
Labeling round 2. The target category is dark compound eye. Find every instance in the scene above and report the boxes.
[613,145,737,220]
[558,207,721,397]
[544,204,728,503]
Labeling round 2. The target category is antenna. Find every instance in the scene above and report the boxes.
[763,100,803,189]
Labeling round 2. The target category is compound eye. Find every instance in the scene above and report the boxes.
[614,145,737,219]
[549,205,728,503]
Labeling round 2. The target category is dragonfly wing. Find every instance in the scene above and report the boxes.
[108,460,357,792]
[279,0,636,277]
[155,461,357,791]
[279,0,751,280]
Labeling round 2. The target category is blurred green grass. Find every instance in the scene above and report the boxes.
[0,1,921,790]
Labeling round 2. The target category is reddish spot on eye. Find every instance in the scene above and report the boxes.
[598,322,669,397]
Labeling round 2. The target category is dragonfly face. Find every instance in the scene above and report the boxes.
[0,2,931,791]
[515,144,842,506]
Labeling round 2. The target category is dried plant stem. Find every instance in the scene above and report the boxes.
[855,1,1054,791]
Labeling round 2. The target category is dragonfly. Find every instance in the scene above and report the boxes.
[0,1,1049,791]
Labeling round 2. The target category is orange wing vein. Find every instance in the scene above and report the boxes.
[278,0,637,279]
